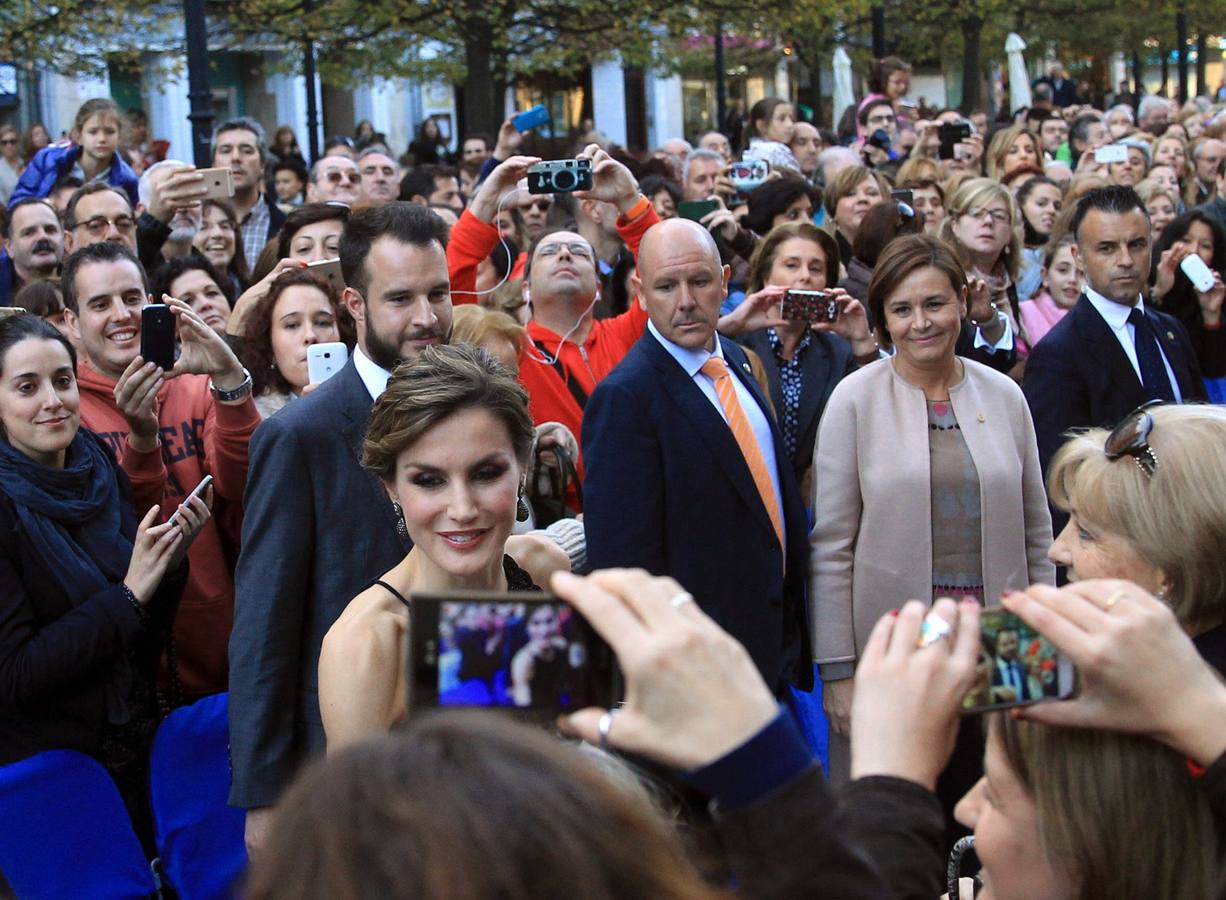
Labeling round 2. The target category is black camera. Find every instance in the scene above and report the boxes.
[938,122,973,160]
[867,128,892,151]
[527,159,593,195]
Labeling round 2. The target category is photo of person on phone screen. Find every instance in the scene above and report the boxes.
[510,603,575,707]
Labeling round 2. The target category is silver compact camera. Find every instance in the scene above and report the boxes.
[527,159,593,195]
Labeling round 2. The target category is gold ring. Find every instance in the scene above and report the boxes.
[1103,590,1128,611]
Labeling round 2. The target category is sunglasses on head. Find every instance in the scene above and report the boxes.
[1104,400,1163,478]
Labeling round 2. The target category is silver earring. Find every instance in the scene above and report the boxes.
[392,500,408,539]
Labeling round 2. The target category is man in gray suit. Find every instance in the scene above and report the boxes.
[229,201,453,854]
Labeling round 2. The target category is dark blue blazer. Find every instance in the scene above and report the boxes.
[582,332,812,693]
[1022,294,1206,478]
[228,359,408,808]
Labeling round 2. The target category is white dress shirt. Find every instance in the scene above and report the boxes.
[1083,287,1182,402]
[353,344,393,401]
[647,320,786,539]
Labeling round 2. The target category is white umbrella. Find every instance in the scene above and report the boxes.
[1006,33,1033,113]
[833,46,854,129]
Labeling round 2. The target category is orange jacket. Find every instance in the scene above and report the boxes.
[76,361,259,699]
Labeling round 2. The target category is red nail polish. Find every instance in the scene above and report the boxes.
[889,608,900,617]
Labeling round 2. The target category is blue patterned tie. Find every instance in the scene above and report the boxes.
[1127,308,1177,403]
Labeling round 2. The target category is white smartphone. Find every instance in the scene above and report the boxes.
[1094,144,1128,165]
[169,474,212,526]
[307,342,348,385]
[196,167,235,200]
[1180,253,1217,293]
[306,257,345,290]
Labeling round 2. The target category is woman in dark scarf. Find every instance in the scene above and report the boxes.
[0,314,210,840]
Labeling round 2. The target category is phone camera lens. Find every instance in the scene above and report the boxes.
[323,352,330,358]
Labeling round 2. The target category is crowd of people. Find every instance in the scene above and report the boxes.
[3,51,1226,898]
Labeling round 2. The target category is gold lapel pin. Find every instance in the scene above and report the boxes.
[1167,331,1175,341]
[741,362,751,373]
[977,413,986,423]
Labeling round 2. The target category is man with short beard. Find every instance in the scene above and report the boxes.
[0,198,64,304]
[229,201,452,858]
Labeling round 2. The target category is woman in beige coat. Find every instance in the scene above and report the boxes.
[809,234,1053,792]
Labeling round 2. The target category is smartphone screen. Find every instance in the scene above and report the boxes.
[140,304,177,371]
[961,607,1076,714]
[677,199,719,222]
[408,594,618,721]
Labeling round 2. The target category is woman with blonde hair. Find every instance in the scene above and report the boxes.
[940,178,1027,370]
[1047,402,1226,669]
[821,165,892,265]
[1133,178,1179,244]
[984,125,1042,182]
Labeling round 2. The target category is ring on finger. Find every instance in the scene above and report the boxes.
[1103,589,1128,611]
[918,610,953,647]
[669,591,695,611]
[597,709,617,752]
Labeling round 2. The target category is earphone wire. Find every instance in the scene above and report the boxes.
[449,184,599,369]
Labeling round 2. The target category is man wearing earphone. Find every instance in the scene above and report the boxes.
[446,145,659,475]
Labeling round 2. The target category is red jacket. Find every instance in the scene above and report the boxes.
[76,361,259,699]
[446,203,659,446]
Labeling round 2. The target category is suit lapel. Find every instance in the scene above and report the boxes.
[642,336,777,539]
[333,360,377,463]
[1072,296,1145,399]
[1149,309,1199,398]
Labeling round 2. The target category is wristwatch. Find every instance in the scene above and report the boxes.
[209,367,253,402]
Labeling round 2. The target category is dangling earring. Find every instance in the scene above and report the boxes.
[516,483,530,523]
[392,500,408,539]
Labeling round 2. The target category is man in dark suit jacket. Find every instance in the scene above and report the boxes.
[228,202,452,853]
[583,219,812,693]
[1023,186,1207,488]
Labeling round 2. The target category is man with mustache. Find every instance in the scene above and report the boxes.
[229,201,451,858]
[0,198,64,305]
[582,218,812,696]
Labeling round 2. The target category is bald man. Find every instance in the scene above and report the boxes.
[582,219,812,694]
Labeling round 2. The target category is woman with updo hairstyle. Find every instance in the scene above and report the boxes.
[247,714,720,900]
[984,125,1042,181]
[276,201,350,262]
[1045,404,1226,670]
[741,97,801,172]
[241,268,355,418]
[318,343,540,751]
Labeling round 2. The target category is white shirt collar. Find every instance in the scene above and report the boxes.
[646,319,724,378]
[1083,284,1147,331]
[352,345,392,401]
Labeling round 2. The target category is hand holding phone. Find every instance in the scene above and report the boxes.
[140,304,177,371]
[196,167,235,200]
[168,474,212,526]
[1094,144,1128,165]
[677,199,720,222]
[783,289,841,324]
[1180,253,1217,293]
[307,342,348,385]
[960,606,1076,714]
[727,159,768,193]
[306,257,344,290]
[512,105,550,133]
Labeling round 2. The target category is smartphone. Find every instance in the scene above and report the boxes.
[407,593,619,724]
[1094,144,1128,165]
[728,159,769,192]
[1180,253,1217,293]
[168,474,212,526]
[307,341,348,385]
[512,105,550,133]
[677,198,720,222]
[306,257,344,290]
[196,167,235,200]
[891,188,914,206]
[937,122,972,161]
[783,289,841,324]
[140,304,177,371]
[961,607,1076,714]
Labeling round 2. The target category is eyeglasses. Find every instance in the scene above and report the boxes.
[323,171,361,185]
[966,207,1010,225]
[0,138,16,146]
[537,241,593,259]
[1104,400,1162,477]
[78,215,136,236]
[867,113,897,126]
[523,199,551,212]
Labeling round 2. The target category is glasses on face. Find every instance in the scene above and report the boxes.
[967,207,1010,225]
[523,199,551,213]
[1104,400,1162,477]
[537,241,592,260]
[79,215,136,236]
[0,138,16,146]
[324,170,361,185]
[867,113,896,127]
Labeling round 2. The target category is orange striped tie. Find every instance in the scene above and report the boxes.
[700,356,784,548]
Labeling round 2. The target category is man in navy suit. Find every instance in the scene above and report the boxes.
[989,629,1032,703]
[229,202,451,854]
[582,219,812,694]
[1024,186,1206,494]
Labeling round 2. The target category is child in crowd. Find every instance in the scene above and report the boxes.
[8,98,139,208]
